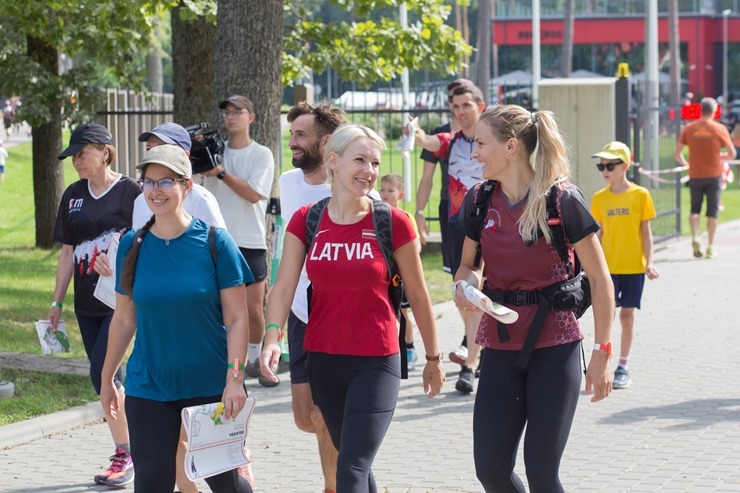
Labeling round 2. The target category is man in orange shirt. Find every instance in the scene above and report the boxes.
[674,97,736,259]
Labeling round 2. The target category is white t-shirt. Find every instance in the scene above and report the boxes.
[279,169,332,323]
[203,141,274,249]
[132,183,227,230]
[0,147,8,165]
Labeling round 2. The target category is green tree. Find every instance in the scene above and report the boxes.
[283,0,472,88]
[0,1,156,247]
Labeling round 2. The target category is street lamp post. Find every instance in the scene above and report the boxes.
[723,9,731,116]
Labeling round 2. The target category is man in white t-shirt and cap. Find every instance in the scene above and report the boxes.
[201,95,276,387]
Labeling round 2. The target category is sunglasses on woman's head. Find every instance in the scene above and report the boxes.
[596,161,622,172]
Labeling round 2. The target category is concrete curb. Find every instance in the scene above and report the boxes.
[0,401,104,450]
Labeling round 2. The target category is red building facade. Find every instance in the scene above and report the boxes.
[492,14,740,99]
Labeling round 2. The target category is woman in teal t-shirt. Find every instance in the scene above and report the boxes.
[100,144,254,493]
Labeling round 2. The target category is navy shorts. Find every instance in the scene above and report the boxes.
[287,310,309,384]
[238,247,267,283]
[611,273,645,309]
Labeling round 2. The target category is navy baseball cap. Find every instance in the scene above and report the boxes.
[138,122,192,151]
[58,123,114,160]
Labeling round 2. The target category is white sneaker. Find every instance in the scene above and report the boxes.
[448,345,469,365]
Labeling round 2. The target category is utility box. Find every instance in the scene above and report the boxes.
[539,78,618,204]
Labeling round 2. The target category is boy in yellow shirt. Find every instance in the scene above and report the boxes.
[591,141,660,389]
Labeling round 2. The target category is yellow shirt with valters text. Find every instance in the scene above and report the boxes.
[591,183,657,274]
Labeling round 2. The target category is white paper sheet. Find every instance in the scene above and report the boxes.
[181,397,257,481]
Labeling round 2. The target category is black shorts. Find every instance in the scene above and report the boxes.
[442,221,467,277]
[238,247,267,283]
[287,311,309,384]
[689,176,722,218]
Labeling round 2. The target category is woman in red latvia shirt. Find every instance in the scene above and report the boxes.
[452,105,615,492]
[261,124,445,493]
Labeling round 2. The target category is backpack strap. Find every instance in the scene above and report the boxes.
[208,225,218,286]
[208,225,217,266]
[304,197,331,253]
[371,200,408,379]
[304,198,331,318]
[370,200,396,284]
[545,186,575,276]
[471,180,497,242]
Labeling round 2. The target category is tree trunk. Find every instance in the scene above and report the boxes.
[667,0,681,106]
[146,20,164,94]
[561,0,574,77]
[213,0,283,168]
[171,3,215,126]
[476,0,491,105]
[213,0,283,275]
[27,36,64,249]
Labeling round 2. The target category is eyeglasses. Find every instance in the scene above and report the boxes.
[596,161,622,172]
[222,110,247,118]
[138,178,187,192]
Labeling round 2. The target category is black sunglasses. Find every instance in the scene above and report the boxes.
[596,161,622,171]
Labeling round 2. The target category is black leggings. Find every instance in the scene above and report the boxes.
[126,394,253,493]
[473,342,582,493]
[308,352,401,493]
[75,312,122,394]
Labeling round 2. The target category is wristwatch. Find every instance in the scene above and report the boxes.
[217,170,226,180]
[593,342,612,357]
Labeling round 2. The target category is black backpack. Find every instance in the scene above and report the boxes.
[304,198,409,378]
[471,180,592,369]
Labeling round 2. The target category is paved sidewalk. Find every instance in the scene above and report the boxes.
[2,222,740,492]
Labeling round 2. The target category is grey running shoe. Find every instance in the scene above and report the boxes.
[612,366,632,389]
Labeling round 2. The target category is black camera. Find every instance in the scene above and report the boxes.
[184,122,225,175]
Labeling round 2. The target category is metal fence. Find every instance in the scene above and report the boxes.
[631,101,683,243]
[97,88,684,241]
[96,89,174,177]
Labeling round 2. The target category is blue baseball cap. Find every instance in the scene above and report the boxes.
[138,122,191,151]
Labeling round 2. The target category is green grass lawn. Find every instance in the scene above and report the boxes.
[0,368,99,426]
